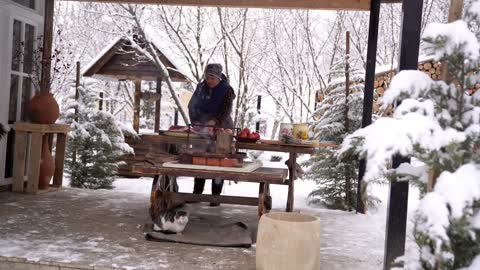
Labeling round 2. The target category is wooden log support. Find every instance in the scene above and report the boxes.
[40,0,54,93]
[133,80,141,133]
[164,192,259,206]
[12,132,28,192]
[26,133,43,194]
[53,133,67,187]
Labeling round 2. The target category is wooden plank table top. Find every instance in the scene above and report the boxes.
[236,141,317,154]
[135,134,325,154]
[14,122,70,134]
[132,162,289,185]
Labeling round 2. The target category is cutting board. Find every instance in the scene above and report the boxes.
[259,140,336,148]
[163,160,263,173]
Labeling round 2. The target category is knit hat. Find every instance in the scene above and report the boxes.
[204,63,223,80]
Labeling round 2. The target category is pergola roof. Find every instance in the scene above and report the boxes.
[71,0,401,11]
[83,36,190,82]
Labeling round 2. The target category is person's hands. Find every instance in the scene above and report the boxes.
[206,119,217,127]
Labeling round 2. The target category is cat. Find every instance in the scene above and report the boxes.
[152,208,189,234]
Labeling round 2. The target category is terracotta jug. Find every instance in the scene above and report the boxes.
[27,92,60,124]
[38,136,55,190]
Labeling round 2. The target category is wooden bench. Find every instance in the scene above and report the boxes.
[132,162,288,217]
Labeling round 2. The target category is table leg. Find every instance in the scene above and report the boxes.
[53,133,67,187]
[12,132,28,192]
[149,175,160,220]
[258,182,266,217]
[265,183,272,211]
[286,152,296,212]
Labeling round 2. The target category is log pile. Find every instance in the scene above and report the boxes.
[373,58,480,114]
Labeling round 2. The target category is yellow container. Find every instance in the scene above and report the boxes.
[293,123,309,140]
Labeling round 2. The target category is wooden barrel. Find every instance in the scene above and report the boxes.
[256,212,321,270]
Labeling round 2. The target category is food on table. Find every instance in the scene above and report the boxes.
[237,128,260,141]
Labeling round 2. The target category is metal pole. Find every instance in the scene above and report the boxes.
[384,0,423,269]
[255,95,261,133]
[357,0,381,214]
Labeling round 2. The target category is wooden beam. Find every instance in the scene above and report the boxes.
[40,0,55,93]
[69,0,371,11]
[154,77,162,132]
[163,191,259,206]
[133,80,141,133]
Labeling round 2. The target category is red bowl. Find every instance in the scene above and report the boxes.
[235,136,260,143]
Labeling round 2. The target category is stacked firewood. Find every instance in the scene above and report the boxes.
[314,58,480,114]
[374,59,480,114]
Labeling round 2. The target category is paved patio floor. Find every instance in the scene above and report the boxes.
[0,187,384,269]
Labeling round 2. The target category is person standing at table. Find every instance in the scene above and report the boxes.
[187,63,236,206]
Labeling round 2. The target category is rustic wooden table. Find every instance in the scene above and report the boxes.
[132,162,288,217]
[131,134,320,212]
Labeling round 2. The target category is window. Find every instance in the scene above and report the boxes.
[5,19,37,178]
[9,19,36,124]
[12,0,35,10]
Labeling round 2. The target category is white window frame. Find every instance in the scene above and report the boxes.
[0,0,44,185]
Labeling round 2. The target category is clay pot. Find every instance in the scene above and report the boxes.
[38,135,55,190]
[27,92,60,124]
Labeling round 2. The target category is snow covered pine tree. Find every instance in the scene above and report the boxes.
[304,58,368,211]
[62,81,134,189]
[338,1,480,268]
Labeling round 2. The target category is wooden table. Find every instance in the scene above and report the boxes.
[132,162,288,217]
[12,122,70,194]
[236,141,316,212]
[131,134,320,213]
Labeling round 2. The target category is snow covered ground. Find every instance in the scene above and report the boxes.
[0,151,422,269]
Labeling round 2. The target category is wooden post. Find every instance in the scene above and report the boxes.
[52,133,67,187]
[286,152,296,212]
[174,109,179,126]
[40,0,54,93]
[255,95,261,133]
[133,80,141,133]
[99,92,104,111]
[26,133,43,194]
[12,132,28,192]
[384,0,423,268]
[357,0,381,214]
[258,182,266,216]
[344,31,352,212]
[154,77,162,131]
[72,61,80,166]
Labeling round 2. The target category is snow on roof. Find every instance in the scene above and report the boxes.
[144,24,194,82]
[82,36,123,76]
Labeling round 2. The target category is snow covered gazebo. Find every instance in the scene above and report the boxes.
[83,36,191,133]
